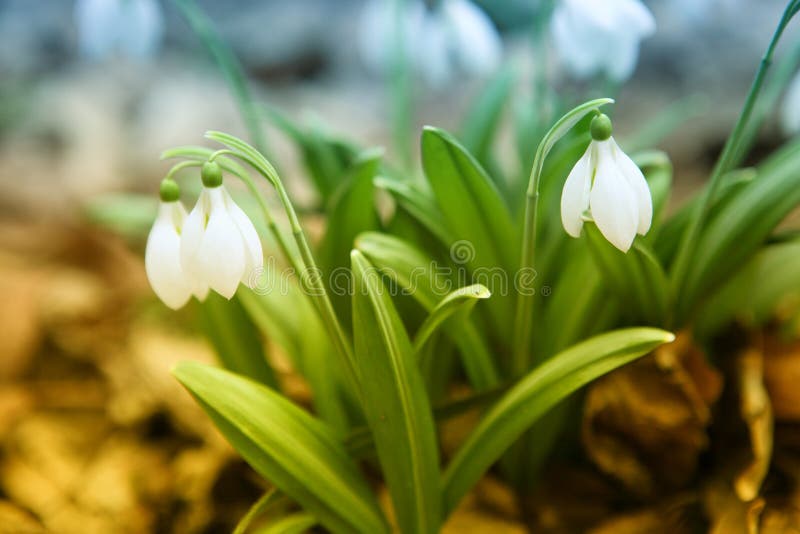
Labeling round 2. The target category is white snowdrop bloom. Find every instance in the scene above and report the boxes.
[358,0,502,87]
[145,181,193,310]
[551,0,655,82]
[74,0,164,60]
[180,162,264,300]
[781,71,800,136]
[561,114,652,252]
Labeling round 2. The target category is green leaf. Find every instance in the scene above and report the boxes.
[197,292,278,388]
[441,327,674,515]
[584,225,668,326]
[461,67,515,165]
[351,250,441,534]
[265,107,358,200]
[374,177,455,246]
[238,287,350,432]
[676,140,800,323]
[413,284,491,354]
[421,127,516,337]
[356,232,500,390]
[174,362,389,534]
[255,513,317,534]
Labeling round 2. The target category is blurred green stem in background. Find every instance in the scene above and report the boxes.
[669,0,800,322]
[173,0,269,155]
[391,0,414,170]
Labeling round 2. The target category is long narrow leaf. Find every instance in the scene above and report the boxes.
[174,362,389,534]
[351,250,441,534]
[441,328,674,515]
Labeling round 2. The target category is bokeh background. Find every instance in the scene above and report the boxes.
[0,0,798,532]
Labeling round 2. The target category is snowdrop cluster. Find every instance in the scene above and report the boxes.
[74,0,164,60]
[560,114,652,252]
[551,0,655,82]
[358,0,502,87]
[145,162,264,309]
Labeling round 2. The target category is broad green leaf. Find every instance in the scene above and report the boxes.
[441,328,674,515]
[676,140,800,323]
[584,225,668,326]
[351,250,441,534]
[375,176,455,246]
[319,149,382,323]
[198,292,278,388]
[356,232,500,389]
[461,67,515,166]
[413,284,491,354]
[421,127,516,337]
[174,362,389,534]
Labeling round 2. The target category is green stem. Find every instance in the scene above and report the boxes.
[669,0,800,325]
[213,151,360,393]
[173,0,268,154]
[165,160,202,179]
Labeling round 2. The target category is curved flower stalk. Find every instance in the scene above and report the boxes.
[74,0,164,60]
[358,0,502,87]
[560,114,652,252]
[145,179,194,310]
[180,161,264,300]
[551,0,655,82]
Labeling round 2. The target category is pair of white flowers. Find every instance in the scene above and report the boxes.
[560,114,652,252]
[145,163,263,309]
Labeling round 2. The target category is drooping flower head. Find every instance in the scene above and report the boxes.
[180,161,264,300]
[74,0,164,60]
[560,114,652,252]
[551,0,655,82]
[145,179,194,309]
[358,0,502,87]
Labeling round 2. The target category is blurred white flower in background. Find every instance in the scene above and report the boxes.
[358,0,502,87]
[781,71,800,135]
[551,0,655,82]
[74,0,164,60]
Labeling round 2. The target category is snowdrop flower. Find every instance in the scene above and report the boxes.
[551,0,655,82]
[74,0,164,60]
[180,162,264,300]
[781,71,800,136]
[561,114,652,252]
[145,179,194,310]
[358,0,502,87]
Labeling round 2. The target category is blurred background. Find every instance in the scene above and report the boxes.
[0,0,798,532]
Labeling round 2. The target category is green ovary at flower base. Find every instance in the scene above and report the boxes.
[144,160,264,309]
[560,113,653,253]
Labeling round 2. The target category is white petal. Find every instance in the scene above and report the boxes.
[180,190,210,300]
[445,0,502,77]
[118,0,164,59]
[145,202,192,309]
[589,141,639,252]
[74,0,120,60]
[611,137,652,235]
[560,145,593,238]
[198,187,246,299]
[222,188,264,286]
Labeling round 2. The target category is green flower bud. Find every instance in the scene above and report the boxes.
[201,160,223,188]
[590,113,613,141]
[159,178,181,202]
